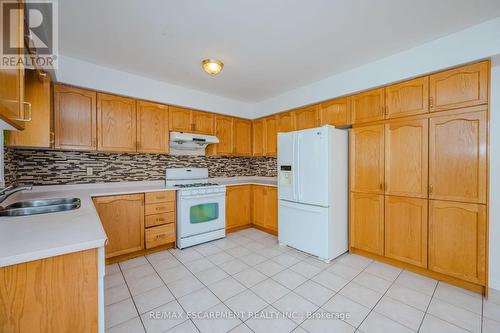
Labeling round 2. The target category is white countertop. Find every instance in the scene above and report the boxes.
[0,176,276,267]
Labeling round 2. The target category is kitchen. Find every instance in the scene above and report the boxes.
[1,1,500,333]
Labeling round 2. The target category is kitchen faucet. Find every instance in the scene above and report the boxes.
[0,185,33,204]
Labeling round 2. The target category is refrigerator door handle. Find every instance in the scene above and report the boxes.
[296,134,300,202]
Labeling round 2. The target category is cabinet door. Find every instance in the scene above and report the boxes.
[294,105,319,130]
[234,118,252,156]
[252,185,265,228]
[429,111,487,203]
[386,76,429,119]
[93,194,145,258]
[319,97,351,127]
[6,70,52,148]
[430,61,488,112]
[351,88,385,124]
[211,115,233,156]
[252,119,264,156]
[278,112,295,132]
[169,106,192,132]
[264,116,278,156]
[385,119,428,198]
[349,125,385,194]
[429,200,486,284]
[226,185,251,230]
[350,193,384,255]
[97,93,137,152]
[385,196,427,268]
[192,110,214,134]
[264,187,278,232]
[136,101,168,153]
[54,84,97,150]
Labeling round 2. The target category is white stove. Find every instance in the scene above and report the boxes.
[166,168,226,249]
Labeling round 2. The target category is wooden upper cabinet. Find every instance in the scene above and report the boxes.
[429,110,487,204]
[136,101,168,153]
[264,116,278,156]
[252,119,264,156]
[385,196,428,268]
[210,115,233,156]
[319,97,351,127]
[351,88,385,124]
[293,105,319,130]
[226,185,251,229]
[192,110,214,134]
[234,118,252,156]
[349,125,385,194]
[97,93,137,152]
[429,200,486,284]
[430,61,489,112]
[277,112,295,132]
[6,70,52,148]
[93,194,145,259]
[385,76,429,119]
[54,84,97,150]
[169,106,192,132]
[350,193,384,255]
[385,118,428,198]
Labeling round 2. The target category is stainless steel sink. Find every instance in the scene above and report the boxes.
[0,198,81,217]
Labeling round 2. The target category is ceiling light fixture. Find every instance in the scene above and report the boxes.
[201,59,223,75]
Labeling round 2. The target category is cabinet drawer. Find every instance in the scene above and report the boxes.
[145,191,176,204]
[145,224,176,249]
[145,202,175,215]
[145,212,176,228]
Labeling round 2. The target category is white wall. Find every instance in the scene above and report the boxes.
[489,55,500,291]
[55,56,255,119]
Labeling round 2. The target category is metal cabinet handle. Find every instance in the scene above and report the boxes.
[16,102,32,122]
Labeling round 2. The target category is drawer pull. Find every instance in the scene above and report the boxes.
[155,234,167,240]
[156,196,166,200]
[156,207,162,211]
[156,218,164,222]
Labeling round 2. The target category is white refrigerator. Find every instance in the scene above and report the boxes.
[277,125,348,262]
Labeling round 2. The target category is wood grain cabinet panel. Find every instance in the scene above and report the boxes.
[97,93,137,152]
[209,115,233,156]
[264,116,278,156]
[252,185,265,228]
[264,187,278,232]
[349,125,385,194]
[430,61,489,112]
[350,192,384,255]
[145,224,176,249]
[0,249,98,333]
[294,105,319,130]
[226,185,251,230]
[385,119,428,198]
[351,88,385,124]
[137,101,168,153]
[6,70,52,148]
[234,118,252,156]
[385,196,428,268]
[54,84,97,150]
[92,194,145,258]
[429,110,487,204]
[252,119,264,156]
[429,200,486,284]
[192,110,215,134]
[169,106,192,132]
[385,76,429,119]
[319,97,351,127]
[278,112,295,132]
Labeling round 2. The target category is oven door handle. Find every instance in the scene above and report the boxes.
[181,193,225,200]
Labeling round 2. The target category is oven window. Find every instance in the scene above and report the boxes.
[190,203,219,224]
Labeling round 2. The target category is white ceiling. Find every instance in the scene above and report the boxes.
[59,0,500,103]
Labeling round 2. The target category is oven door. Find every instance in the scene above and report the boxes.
[179,192,226,238]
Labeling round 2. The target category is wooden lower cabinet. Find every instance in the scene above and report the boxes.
[252,186,265,228]
[0,249,98,333]
[92,194,145,259]
[252,185,277,233]
[145,224,176,249]
[350,192,384,255]
[385,196,427,268]
[429,200,486,285]
[226,185,252,230]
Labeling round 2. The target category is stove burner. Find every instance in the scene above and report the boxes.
[174,182,219,188]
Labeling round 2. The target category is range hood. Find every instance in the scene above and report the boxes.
[169,132,219,156]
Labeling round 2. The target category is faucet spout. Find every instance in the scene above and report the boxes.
[0,186,33,204]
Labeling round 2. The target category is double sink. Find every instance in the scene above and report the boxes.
[0,198,81,217]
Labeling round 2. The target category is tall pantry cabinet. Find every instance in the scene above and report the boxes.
[349,60,489,294]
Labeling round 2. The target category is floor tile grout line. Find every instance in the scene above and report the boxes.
[417,278,439,332]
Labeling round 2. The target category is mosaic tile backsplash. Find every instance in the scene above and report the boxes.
[4,148,277,186]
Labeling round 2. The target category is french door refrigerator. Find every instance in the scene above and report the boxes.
[277,125,348,262]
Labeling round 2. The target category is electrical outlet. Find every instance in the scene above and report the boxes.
[86,167,93,176]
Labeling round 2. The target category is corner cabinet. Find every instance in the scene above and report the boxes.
[226,185,252,231]
[252,185,278,233]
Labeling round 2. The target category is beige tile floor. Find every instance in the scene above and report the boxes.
[104,228,500,333]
